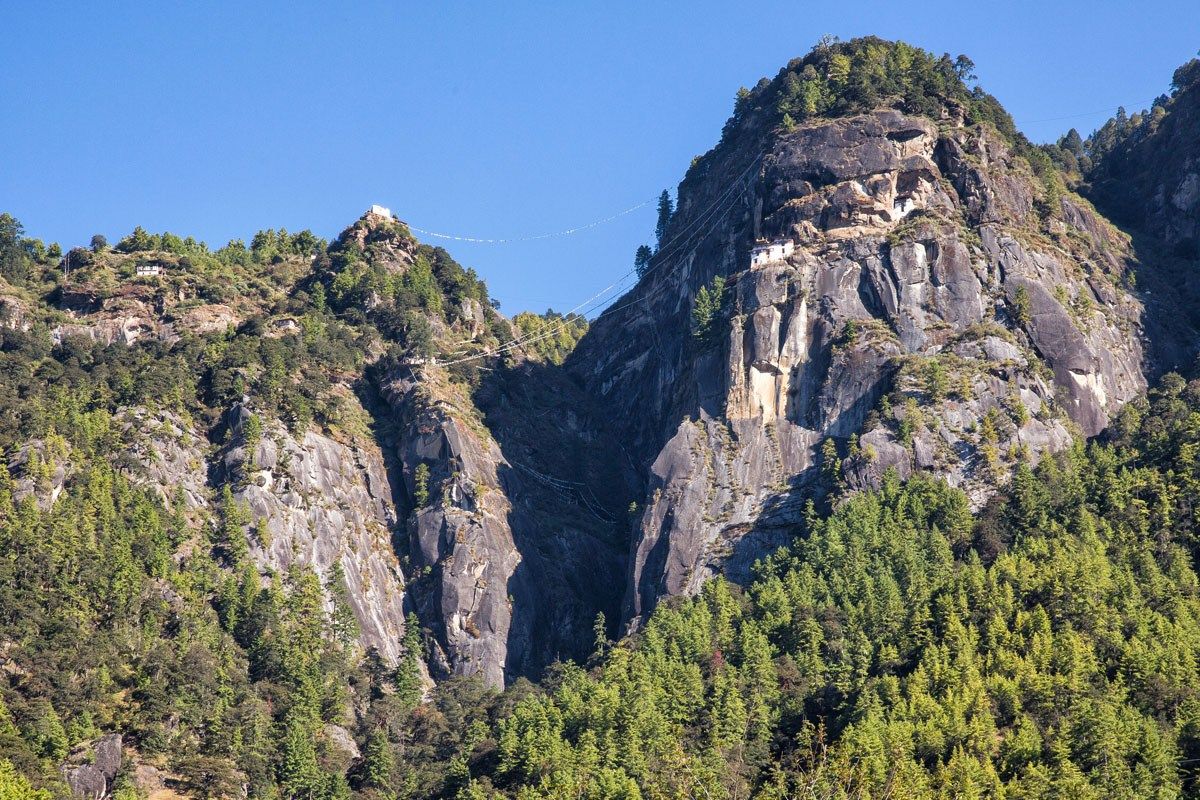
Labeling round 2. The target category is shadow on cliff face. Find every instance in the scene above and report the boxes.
[1131,244,1200,379]
[350,374,420,605]
[471,358,634,677]
[693,362,893,597]
[1093,226,1200,378]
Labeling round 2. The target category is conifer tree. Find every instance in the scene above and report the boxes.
[634,244,653,279]
[654,190,673,250]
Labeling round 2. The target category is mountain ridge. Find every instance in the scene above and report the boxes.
[1,35,1199,799]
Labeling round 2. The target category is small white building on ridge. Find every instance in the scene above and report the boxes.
[368,204,393,219]
[750,238,794,267]
[135,264,162,277]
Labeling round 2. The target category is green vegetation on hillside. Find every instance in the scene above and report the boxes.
[718,37,1014,148]
[1069,57,1199,178]
[0,415,420,798]
[510,310,588,365]
[3,42,1200,800]
[436,373,1200,799]
[11,353,1193,800]
[0,206,533,799]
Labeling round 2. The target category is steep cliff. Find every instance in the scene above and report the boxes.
[347,221,626,687]
[569,46,1156,625]
[4,42,1196,697]
[221,401,410,663]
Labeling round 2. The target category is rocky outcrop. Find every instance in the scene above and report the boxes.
[0,290,32,331]
[9,438,72,510]
[222,401,410,664]
[15,87,1188,693]
[376,350,627,688]
[62,733,122,799]
[114,409,210,512]
[377,369,519,688]
[571,109,1150,625]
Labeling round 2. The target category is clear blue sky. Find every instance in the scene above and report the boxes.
[2,2,1197,315]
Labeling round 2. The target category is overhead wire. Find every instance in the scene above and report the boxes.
[428,155,764,368]
[405,198,655,243]
[420,90,1160,368]
[513,462,618,524]
[496,159,760,356]
[431,186,740,365]
[1015,98,1162,126]
[423,89,1172,368]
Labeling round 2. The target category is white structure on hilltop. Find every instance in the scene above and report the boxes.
[135,263,162,277]
[369,204,393,219]
[750,238,795,267]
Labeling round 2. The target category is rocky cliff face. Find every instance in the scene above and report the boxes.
[15,55,1197,694]
[289,215,626,688]
[375,318,625,688]
[379,368,520,687]
[221,401,411,663]
[571,108,1151,624]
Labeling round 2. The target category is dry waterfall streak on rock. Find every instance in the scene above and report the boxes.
[405,197,656,243]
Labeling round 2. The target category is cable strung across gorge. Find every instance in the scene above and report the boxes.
[431,159,760,367]
[428,155,764,368]
[406,198,655,244]
[1015,98,1162,126]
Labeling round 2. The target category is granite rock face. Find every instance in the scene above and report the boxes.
[17,91,1196,692]
[114,408,211,512]
[570,109,1150,625]
[374,360,625,687]
[378,368,520,688]
[221,401,410,664]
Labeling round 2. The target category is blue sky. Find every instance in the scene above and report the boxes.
[2,2,1197,315]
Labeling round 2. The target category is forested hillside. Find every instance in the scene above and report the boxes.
[478,373,1200,799]
[2,35,1200,800]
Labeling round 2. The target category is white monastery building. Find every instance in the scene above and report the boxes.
[750,239,795,267]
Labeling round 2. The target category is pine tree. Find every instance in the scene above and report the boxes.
[394,613,424,710]
[655,190,674,250]
[277,708,324,800]
[634,244,653,279]
[362,729,394,790]
[0,759,51,800]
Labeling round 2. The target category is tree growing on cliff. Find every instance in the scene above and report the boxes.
[691,275,726,343]
[361,729,394,792]
[655,190,674,250]
[634,244,653,278]
[394,613,424,710]
[413,463,430,508]
[0,214,29,284]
